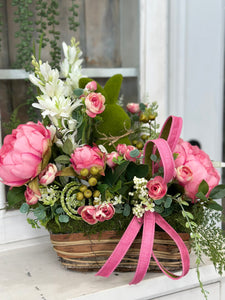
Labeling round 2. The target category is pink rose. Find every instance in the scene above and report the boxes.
[24,186,40,205]
[147,176,167,200]
[174,140,220,200]
[106,151,119,168]
[0,122,51,187]
[126,103,140,114]
[95,203,115,222]
[70,145,105,175]
[116,144,128,155]
[124,145,141,162]
[85,81,97,91]
[85,92,105,118]
[39,163,57,185]
[176,166,193,184]
[80,206,98,225]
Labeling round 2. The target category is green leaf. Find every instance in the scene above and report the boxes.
[209,184,225,199]
[105,161,130,186]
[154,206,164,213]
[198,180,209,195]
[150,154,158,162]
[73,88,84,97]
[62,138,74,155]
[195,191,208,202]
[55,155,71,164]
[112,180,122,192]
[139,103,146,112]
[33,207,46,220]
[123,204,131,217]
[154,198,164,205]
[72,109,83,128]
[7,186,26,208]
[126,162,149,181]
[129,149,140,158]
[56,207,64,214]
[164,197,172,208]
[20,203,29,214]
[115,204,123,214]
[59,214,70,223]
[207,200,223,211]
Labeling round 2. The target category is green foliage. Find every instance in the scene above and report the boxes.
[7,186,26,209]
[0,1,3,53]
[68,0,79,32]
[79,75,131,151]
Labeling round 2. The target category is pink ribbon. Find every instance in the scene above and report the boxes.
[96,116,190,284]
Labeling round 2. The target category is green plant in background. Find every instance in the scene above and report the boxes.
[68,0,80,32]
[47,0,61,69]
[2,0,80,133]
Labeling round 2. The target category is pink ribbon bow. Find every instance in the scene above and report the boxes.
[96,116,190,284]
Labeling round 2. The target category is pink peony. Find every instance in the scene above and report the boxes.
[95,203,115,222]
[80,206,98,225]
[24,186,40,205]
[85,92,105,118]
[147,176,167,200]
[106,151,120,168]
[126,103,140,114]
[116,144,128,155]
[0,122,51,187]
[174,140,220,199]
[85,81,97,91]
[39,163,57,185]
[70,145,105,175]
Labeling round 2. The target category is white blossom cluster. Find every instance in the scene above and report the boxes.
[39,186,61,206]
[29,38,84,147]
[130,176,155,218]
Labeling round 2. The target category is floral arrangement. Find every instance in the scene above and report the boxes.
[1,38,225,298]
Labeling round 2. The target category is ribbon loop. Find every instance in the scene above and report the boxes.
[96,115,190,284]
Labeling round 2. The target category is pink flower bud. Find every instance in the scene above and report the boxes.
[106,151,119,168]
[24,186,40,205]
[80,206,98,224]
[126,103,140,114]
[85,81,97,91]
[85,92,105,118]
[176,166,193,184]
[95,204,115,222]
[39,163,57,185]
[116,144,128,155]
[147,176,167,200]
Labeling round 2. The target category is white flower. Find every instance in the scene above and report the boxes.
[33,95,82,124]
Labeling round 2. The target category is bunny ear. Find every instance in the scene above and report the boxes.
[103,74,123,104]
[158,116,183,152]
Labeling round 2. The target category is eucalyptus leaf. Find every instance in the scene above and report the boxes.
[59,214,70,223]
[34,207,46,220]
[150,154,158,162]
[56,207,64,214]
[20,203,29,214]
[139,102,146,112]
[164,197,172,208]
[73,88,84,97]
[123,204,131,217]
[129,149,140,158]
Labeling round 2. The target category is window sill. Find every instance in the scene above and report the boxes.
[0,236,224,300]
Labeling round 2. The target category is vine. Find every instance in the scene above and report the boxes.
[35,0,49,58]
[47,0,61,69]
[0,1,3,53]
[68,0,80,32]
[12,0,34,71]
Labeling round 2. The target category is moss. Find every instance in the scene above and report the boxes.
[46,213,133,234]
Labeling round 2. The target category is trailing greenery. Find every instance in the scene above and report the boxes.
[0,1,3,53]
[68,0,79,32]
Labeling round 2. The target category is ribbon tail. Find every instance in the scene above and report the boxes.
[96,216,142,278]
[153,212,190,279]
[129,211,155,285]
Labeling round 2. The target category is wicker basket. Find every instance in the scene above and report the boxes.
[50,230,191,272]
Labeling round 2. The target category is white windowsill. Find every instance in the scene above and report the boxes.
[0,236,224,300]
